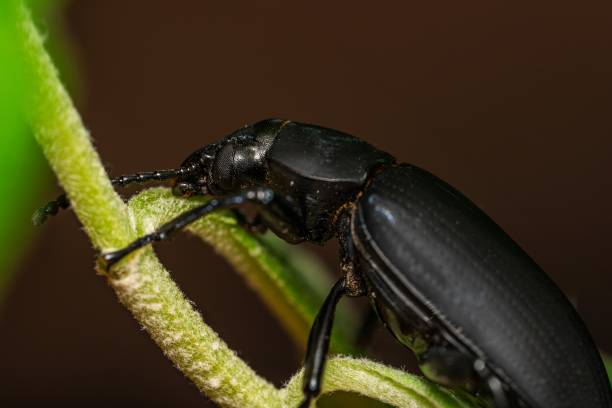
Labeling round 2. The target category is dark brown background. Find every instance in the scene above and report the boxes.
[2,1,611,407]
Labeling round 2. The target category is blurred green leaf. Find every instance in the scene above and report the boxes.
[604,353,612,386]
[27,0,81,97]
[0,0,39,299]
[0,0,77,301]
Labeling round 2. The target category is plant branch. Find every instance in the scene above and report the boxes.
[109,247,281,407]
[282,357,484,408]
[18,3,278,407]
[17,1,132,251]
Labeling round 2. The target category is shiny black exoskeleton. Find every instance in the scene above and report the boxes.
[36,119,612,408]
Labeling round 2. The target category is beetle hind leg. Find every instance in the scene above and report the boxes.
[473,359,514,408]
[418,347,516,407]
[485,375,510,408]
[299,277,347,407]
[419,346,479,392]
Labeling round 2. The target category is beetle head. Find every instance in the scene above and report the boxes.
[171,144,217,197]
[173,119,285,197]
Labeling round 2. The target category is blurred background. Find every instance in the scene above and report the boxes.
[1,1,611,407]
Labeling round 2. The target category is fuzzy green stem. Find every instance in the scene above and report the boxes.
[109,249,281,407]
[17,2,131,251]
[282,357,484,408]
[17,3,279,406]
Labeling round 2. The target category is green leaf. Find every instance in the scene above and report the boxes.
[0,0,80,301]
[604,353,612,386]
[0,0,42,299]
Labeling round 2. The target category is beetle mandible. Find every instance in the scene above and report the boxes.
[36,119,612,408]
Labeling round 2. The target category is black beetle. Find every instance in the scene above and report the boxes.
[36,119,612,408]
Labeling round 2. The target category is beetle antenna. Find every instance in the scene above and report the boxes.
[32,193,70,226]
[110,168,190,187]
[32,167,194,226]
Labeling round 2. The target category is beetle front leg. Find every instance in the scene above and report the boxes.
[231,209,268,234]
[299,277,347,408]
[233,192,305,242]
[98,188,301,270]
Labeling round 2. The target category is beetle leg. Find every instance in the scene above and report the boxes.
[230,209,268,234]
[253,196,305,244]
[98,188,291,270]
[240,196,307,243]
[486,375,510,408]
[336,210,366,297]
[420,349,513,407]
[419,346,479,391]
[473,359,511,408]
[299,277,347,408]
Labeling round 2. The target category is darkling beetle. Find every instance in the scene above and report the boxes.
[36,119,612,408]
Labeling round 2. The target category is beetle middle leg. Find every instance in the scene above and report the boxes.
[473,359,513,408]
[230,209,268,234]
[420,346,515,408]
[299,277,347,408]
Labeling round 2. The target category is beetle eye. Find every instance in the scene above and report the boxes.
[172,182,193,197]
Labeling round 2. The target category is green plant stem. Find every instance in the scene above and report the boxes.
[283,357,483,408]
[17,2,132,251]
[110,248,281,407]
[17,3,278,406]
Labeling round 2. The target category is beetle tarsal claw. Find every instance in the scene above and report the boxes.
[96,253,115,273]
[31,207,48,226]
[96,248,131,272]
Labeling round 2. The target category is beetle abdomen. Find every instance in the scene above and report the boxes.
[353,164,611,408]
